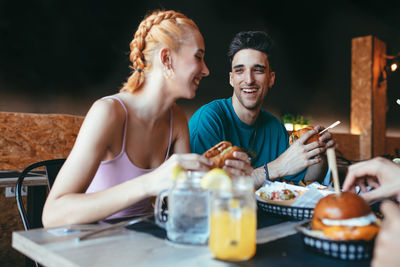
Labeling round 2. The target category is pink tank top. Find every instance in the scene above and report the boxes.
[86,96,173,220]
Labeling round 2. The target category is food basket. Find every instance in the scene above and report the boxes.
[256,199,314,220]
[255,181,334,220]
[295,221,375,261]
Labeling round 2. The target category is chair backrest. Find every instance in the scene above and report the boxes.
[16,159,66,230]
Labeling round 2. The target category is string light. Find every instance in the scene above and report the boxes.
[385,52,400,73]
[390,62,398,72]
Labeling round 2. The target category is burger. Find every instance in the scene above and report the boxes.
[289,126,319,145]
[311,192,379,241]
[203,141,241,168]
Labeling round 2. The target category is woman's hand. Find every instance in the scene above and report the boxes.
[149,153,212,195]
[342,157,400,202]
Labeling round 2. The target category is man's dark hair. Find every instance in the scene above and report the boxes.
[227,31,273,65]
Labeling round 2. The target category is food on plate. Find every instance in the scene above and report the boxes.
[256,182,309,205]
[203,141,242,168]
[259,189,297,201]
[311,192,380,241]
[289,126,319,145]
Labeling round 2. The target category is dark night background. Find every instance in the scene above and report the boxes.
[0,0,399,135]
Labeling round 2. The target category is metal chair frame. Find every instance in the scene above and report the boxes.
[16,159,66,230]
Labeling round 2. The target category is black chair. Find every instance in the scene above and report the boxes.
[16,158,66,230]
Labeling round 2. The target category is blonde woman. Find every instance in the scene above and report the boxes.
[42,10,213,227]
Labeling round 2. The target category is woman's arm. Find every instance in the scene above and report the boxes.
[42,99,156,227]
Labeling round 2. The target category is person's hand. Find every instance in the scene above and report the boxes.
[269,128,326,178]
[149,153,212,195]
[372,201,400,267]
[313,125,336,149]
[223,151,253,177]
[342,157,400,203]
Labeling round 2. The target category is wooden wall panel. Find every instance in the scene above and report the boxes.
[332,133,360,161]
[0,112,83,266]
[0,112,83,170]
[372,38,387,157]
[351,35,387,159]
[332,133,400,162]
[351,35,373,159]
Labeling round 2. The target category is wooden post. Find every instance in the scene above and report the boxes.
[351,35,387,160]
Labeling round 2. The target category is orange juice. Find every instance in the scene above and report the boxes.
[209,207,257,261]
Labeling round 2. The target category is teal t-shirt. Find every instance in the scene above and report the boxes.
[189,97,306,183]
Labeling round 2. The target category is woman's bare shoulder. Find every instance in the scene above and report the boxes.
[76,96,127,144]
[172,103,188,124]
[87,96,126,124]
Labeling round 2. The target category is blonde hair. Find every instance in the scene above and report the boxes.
[121,10,199,93]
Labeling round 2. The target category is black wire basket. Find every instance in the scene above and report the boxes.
[257,200,314,220]
[295,221,375,261]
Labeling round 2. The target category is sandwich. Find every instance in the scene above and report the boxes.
[311,192,380,241]
[203,141,241,169]
[289,126,319,145]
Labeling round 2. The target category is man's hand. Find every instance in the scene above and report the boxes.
[314,125,335,149]
[223,151,253,177]
[268,128,326,180]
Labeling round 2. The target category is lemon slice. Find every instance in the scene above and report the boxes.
[170,165,187,181]
[201,168,232,191]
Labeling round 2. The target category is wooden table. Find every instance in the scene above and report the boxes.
[12,213,371,267]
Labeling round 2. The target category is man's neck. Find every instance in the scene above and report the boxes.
[231,95,261,125]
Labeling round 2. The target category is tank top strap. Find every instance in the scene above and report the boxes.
[101,96,128,151]
[164,108,173,161]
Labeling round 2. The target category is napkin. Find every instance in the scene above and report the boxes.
[293,188,334,208]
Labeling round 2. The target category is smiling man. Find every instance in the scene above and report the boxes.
[189,31,335,188]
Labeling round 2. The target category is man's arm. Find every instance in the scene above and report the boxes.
[252,129,325,188]
[252,125,335,188]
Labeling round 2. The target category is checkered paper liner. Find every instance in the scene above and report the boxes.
[257,200,314,220]
[295,221,375,261]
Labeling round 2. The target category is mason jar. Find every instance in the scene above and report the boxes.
[155,171,209,244]
[209,176,257,261]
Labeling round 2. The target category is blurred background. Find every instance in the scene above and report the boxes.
[1,0,399,135]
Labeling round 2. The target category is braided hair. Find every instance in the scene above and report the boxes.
[121,10,199,93]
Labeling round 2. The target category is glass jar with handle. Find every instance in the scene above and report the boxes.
[154,171,209,245]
